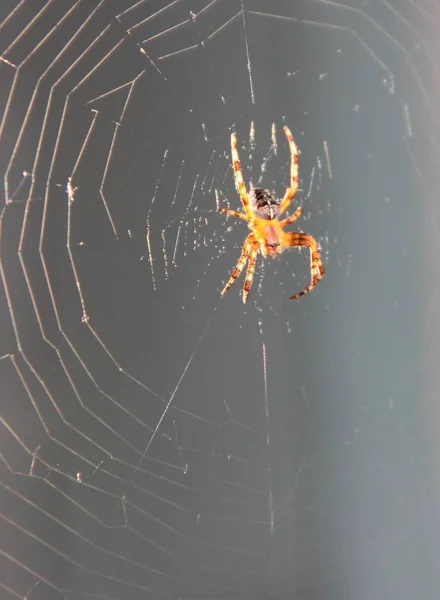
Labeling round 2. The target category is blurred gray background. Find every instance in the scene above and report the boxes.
[1,1,440,599]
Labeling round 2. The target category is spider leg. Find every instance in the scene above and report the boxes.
[281,207,303,227]
[242,242,260,304]
[217,207,249,221]
[231,132,254,220]
[284,232,325,299]
[221,234,255,297]
[280,126,299,215]
[215,190,249,221]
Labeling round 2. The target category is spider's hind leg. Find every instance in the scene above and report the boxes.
[215,190,249,222]
[281,207,303,227]
[217,207,249,221]
[231,133,254,220]
[280,126,299,215]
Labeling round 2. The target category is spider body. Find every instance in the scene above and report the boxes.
[251,188,281,221]
[248,189,284,256]
[217,125,325,303]
[252,217,283,257]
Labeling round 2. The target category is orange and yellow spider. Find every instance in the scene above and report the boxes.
[217,125,325,303]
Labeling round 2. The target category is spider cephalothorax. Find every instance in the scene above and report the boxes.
[250,187,281,221]
[217,125,325,303]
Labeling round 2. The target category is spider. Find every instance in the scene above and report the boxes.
[217,125,325,303]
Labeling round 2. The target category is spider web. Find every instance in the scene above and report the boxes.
[1,1,440,599]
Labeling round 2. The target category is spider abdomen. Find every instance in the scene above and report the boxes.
[250,187,281,220]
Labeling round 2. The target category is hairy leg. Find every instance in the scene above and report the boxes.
[231,133,254,219]
[215,189,249,222]
[242,242,260,303]
[217,207,249,221]
[221,234,256,297]
[284,232,325,299]
[281,206,303,227]
[280,126,299,215]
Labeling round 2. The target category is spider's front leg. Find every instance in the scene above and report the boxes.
[242,242,260,303]
[221,234,256,299]
[284,232,325,299]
